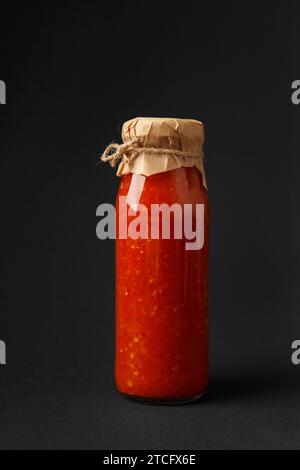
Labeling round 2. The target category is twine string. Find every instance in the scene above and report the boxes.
[100,138,203,168]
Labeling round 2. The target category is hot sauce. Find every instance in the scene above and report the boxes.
[101,117,209,404]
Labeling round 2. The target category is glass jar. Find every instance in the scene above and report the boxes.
[113,118,209,404]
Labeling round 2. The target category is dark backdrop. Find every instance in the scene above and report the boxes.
[0,1,300,450]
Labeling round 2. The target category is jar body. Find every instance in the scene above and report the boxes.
[115,167,209,403]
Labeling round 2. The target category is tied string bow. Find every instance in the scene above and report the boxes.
[100,138,141,168]
[99,138,204,168]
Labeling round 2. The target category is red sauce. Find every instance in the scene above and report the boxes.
[115,167,209,400]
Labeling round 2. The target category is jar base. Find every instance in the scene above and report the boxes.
[121,391,206,405]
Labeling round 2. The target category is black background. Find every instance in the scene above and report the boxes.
[0,1,300,450]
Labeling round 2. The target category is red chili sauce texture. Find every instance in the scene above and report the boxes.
[115,167,208,399]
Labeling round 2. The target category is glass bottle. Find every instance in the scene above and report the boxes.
[114,118,209,404]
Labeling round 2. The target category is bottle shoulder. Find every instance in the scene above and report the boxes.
[117,167,207,205]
